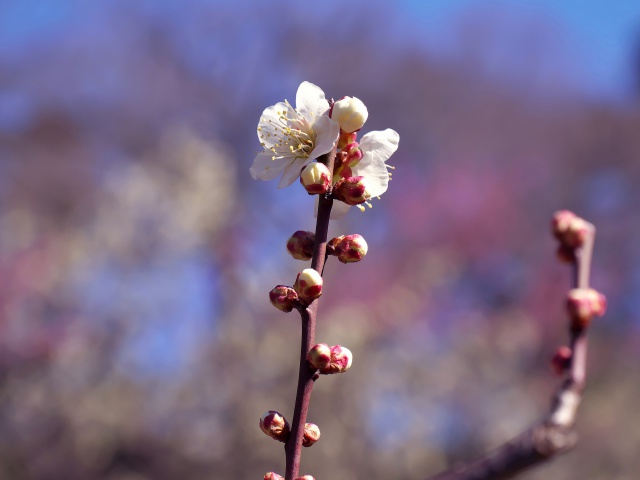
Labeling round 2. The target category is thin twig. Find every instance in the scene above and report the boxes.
[284,148,337,480]
[427,221,596,480]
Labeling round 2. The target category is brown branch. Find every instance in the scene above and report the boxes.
[284,148,336,480]
[427,220,596,480]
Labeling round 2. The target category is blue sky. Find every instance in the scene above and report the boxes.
[399,0,640,98]
[2,0,640,100]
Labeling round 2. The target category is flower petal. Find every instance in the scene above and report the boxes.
[314,197,352,219]
[250,152,291,181]
[329,200,352,219]
[257,101,293,149]
[306,115,340,160]
[296,81,330,125]
[277,157,310,189]
[353,155,389,197]
[357,129,399,168]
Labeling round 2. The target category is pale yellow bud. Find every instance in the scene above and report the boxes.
[293,268,323,302]
[332,96,368,133]
[300,162,331,195]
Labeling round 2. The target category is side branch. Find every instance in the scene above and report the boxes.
[284,148,336,480]
[427,219,596,480]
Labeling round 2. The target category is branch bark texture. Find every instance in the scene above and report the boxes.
[284,148,336,480]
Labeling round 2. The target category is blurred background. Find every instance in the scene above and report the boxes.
[0,0,639,479]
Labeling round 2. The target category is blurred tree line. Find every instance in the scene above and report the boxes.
[0,1,638,479]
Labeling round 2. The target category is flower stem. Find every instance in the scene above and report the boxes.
[284,148,336,480]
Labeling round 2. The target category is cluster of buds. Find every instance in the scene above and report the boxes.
[252,81,398,215]
[263,475,315,480]
[294,93,371,203]
[287,230,315,261]
[269,268,323,312]
[259,413,320,448]
[552,210,593,262]
[259,411,290,443]
[307,343,353,374]
[328,234,368,264]
[566,288,607,331]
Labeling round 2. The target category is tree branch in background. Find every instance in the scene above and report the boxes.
[427,211,606,480]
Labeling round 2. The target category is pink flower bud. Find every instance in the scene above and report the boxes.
[332,96,368,133]
[326,236,345,256]
[293,268,323,302]
[551,346,572,376]
[307,343,331,370]
[552,210,576,236]
[269,285,299,313]
[334,144,364,179]
[264,473,285,480]
[552,210,591,248]
[259,411,290,443]
[295,476,315,480]
[566,288,607,330]
[337,131,357,150]
[333,176,371,206]
[320,345,353,375]
[343,142,364,167]
[336,234,368,264]
[286,231,315,261]
[300,162,332,195]
[302,423,321,447]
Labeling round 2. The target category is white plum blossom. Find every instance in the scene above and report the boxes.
[250,82,340,188]
[330,128,399,219]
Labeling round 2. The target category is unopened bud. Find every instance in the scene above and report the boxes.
[566,288,607,330]
[259,411,290,443]
[293,268,323,302]
[336,234,368,264]
[333,176,371,206]
[302,423,321,447]
[552,210,576,235]
[300,162,332,195]
[307,343,331,370]
[264,473,285,480]
[332,96,368,133]
[295,476,315,480]
[552,210,591,248]
[287,231,315,261]
[269,285,299,313]
[343,142,364,167]
[551,346,572,376]
[334,143,365,178]
[327,236,345,256]
[320,345,353,375]
[337,131,357,150]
